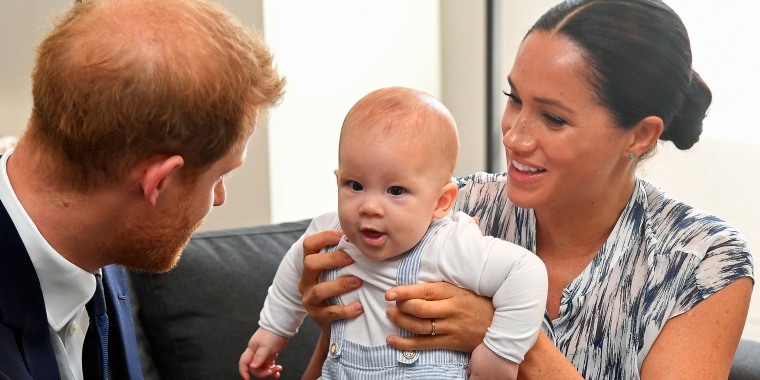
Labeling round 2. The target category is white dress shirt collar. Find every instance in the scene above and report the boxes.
[0,151,95,331]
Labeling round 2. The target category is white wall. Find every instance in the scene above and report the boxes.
[200,0,271,230]
[0,0,72,138]
[260,0,488,224]
[262,0,443,223]
[441,0,487,176]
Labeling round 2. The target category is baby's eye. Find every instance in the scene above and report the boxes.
[348,181,363,191]
[388,186,405,196]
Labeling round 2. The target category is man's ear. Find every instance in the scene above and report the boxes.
[433,182,458,219]
[140,155,185,207]
[629,116,664,158]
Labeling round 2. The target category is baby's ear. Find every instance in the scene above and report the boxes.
[433,182,458,219]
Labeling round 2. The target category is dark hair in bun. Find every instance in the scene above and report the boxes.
[530,0,711,150]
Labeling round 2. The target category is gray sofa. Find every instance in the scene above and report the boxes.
[129,219,319,380]
[128,219,760,380]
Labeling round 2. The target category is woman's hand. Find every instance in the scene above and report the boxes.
[384,282,494,352]
[298,229,365,380]
[298,229,364,331]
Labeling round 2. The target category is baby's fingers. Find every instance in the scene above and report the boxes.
[251,347,274,368]
[248,363,282,379]
[239,349,254,379]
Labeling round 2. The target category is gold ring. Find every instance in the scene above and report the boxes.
[431,319,436,336]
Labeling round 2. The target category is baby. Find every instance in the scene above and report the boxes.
[239,87,548,379]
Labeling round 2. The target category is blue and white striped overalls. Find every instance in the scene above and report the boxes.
[319,219,470,379]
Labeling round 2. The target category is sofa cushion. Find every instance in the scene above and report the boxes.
[129,219,319,380]
[730,338,760,380]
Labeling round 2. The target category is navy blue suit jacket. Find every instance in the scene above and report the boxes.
[0,200,143,379]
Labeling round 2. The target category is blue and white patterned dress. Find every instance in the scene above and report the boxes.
[453,172,754,379]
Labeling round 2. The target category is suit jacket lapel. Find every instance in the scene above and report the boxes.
[102,265,144,380]
[0,200,61,378]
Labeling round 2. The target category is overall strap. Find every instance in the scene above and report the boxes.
[317,221,348,360]
[394,217,451,365]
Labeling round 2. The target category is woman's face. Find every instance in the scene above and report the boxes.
[501,31,634,211]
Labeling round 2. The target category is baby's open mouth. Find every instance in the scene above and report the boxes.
[360,228,386,246]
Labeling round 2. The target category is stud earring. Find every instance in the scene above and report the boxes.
[629,152,635,161]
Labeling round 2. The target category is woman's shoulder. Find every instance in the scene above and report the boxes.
[640,179,750,258]
[452,172,535,245]
[452,172,511,212]
[453,171,508,189]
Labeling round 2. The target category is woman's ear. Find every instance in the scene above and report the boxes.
[140,155,185,207]
[433,182,458,219]
[629,116,664,157]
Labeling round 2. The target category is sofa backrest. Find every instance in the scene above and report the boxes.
[129,219,318,380]
[128,218,760,379]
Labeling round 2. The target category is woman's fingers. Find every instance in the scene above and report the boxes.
[308,301,364,327]
[385,282,494,352]
[298,230,351,296]
[303,229,343,256]
[298,230,364,330]
[385,305,462,351]
[300,250,361,308]
[301,271,363,328]
[385,303,441,335]
[386,282,461,303]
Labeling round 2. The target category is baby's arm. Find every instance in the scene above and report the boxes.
[242,213,342,379]
[239,328,288,379]
[431,213,548,377]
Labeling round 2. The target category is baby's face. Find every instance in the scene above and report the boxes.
[336,137,444,260]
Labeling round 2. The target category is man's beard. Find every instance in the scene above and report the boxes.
[114,191,203,273]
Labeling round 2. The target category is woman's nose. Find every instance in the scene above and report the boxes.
[502,111,536,153]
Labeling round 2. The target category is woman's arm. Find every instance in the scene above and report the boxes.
[640,277,752,379]
[298,230,364,379]
[301,331,330,380]
[519,277,753,380]
[517,332,582,380]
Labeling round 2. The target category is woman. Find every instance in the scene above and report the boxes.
[298,0,754,378]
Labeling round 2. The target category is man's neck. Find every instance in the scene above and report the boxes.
[6,144,128,272]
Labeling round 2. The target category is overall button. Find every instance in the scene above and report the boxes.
[402,350,417,359]
[329,342,338,355]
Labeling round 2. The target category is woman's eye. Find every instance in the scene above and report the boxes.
[544,114,567,127]
[502,89,522,105]
[348,181,363,191]
[388,186,405,196]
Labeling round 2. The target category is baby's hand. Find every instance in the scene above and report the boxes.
[468,343,518,380]
[238,328,288,379]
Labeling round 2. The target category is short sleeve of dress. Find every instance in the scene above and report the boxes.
[670,224,754,318]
